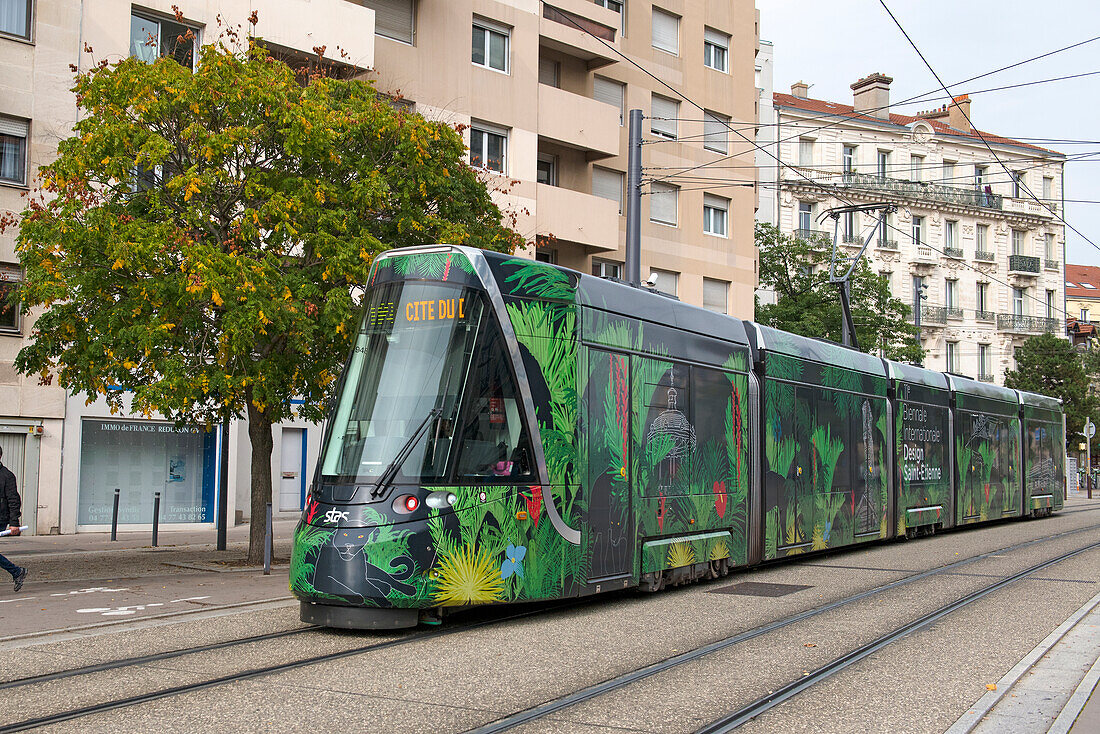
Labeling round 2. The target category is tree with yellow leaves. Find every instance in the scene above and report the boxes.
[4,37,522,562]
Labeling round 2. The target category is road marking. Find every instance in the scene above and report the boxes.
[50,587,130,597]
[170,596,211,603]
[77,603,165,616]
[0,597,34,603]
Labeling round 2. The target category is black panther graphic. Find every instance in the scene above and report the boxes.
[326,529,417,600]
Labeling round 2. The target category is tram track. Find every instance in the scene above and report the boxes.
[465,522,1100,734]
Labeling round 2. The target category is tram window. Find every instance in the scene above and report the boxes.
[453,322,534,480]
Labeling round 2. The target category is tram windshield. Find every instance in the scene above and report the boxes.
[319,281,534,484]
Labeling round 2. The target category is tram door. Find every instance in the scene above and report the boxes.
[584,349,634,581]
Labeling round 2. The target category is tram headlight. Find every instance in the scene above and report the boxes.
[393,494,419,514]
[425,491,458,509]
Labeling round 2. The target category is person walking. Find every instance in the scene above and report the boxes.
[0,446,28,592]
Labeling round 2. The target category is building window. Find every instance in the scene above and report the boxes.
[535,248,557,264]
[945,341,957,373]
[1046,289,1055,319]
[536,154,556,186]
[945,279,958,309]
[978,344,990,377]
[1012,170,1024,198]
[361,0,416,44]
[912,215,924,247]
[976,224,988,253]
[1011,229,1024,256]
[703,27,729,72]
[799,138,814,167]
[1045,233,1055,260]
[703,111,728,153]
[703,194,728,237]
[976,282,988,314]
[1043,176,1053,200]
[651,7,678,55]
[593,166,624,215]
[1013,287,1026,316]
[594,0,624,34]
[472,18,509,73]
[649,182,678,225]
[1082,308,1090,322]
[877,150,889,179]
[539,57,560,87]
[798,201,812,232]
[843,211,855,241]
[0,116,28,185]
[592,259,622,279]
[650,95,678,139]
[649,267,678,296]
[910,154,924,182]
[0,263,20,332]
[0,0,31,39]
[703,277,728,313]
[942,160,955,186]
[880,270,893,295]
[594,75,625,126]
[842,145,856,173]
[945,220,958,249]
[130,12,197,68]
[469,123,507,173]
[975,165,986,188]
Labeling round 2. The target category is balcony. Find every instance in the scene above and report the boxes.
[978,373,994,383]
[780,167,1003,211]
[914,245,937,264]
[919,306,947,325]
[842,233,863,245]
[537,84,620,158]
[1002,197,1055,219]
[946,307,964,320]
[875,238,899,250]
[1008,254,1041,276]
[540,1,620,69]
[1045,259,1061,271]
[996,313,1060,334]
[944,247,964,259]
[535,183,619,252]
[975,310,995,322]
[974,250,995,262]
[794,228,830,241]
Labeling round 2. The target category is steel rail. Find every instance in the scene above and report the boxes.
[695,539,1100,733]
[0,626,317,691]
[466,522,1100,734]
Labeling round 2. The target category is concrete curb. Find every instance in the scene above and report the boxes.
[945,588,1100,733]
[1049,647,1100,734]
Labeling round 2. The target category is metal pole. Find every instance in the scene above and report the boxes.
[217,420,229,551]
[263,501,273,575]
[913,280,923,366]
[111,488,120,541]
[152,491,161,547]
[624,108,643,286]
[1087,418,1093,499]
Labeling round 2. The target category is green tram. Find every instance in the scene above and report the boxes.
[290,245,1065,629]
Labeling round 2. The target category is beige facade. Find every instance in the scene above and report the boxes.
[365,0,759,316]
[773,77,1066,385]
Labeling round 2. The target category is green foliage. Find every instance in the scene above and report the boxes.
[7,40,522,560]
[1004,333,1098,449]
[755,222,923,362]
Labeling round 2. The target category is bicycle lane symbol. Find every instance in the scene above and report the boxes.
[76,597,211,617]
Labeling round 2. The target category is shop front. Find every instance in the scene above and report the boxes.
[77,419,216,528]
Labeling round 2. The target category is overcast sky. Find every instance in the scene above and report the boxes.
[757,0,1100,267]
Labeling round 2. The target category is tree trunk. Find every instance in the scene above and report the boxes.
[246,396,274,565]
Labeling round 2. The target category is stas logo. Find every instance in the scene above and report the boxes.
[324,509,350,524]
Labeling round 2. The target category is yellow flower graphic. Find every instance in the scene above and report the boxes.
[811,524,828,551]
[431,545,504,606]
[708,540,730,561]
[667,542,696,569]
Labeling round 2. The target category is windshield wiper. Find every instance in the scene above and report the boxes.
[371,408,443,499]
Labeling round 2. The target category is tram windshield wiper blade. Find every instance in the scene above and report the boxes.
[371,408,443,499]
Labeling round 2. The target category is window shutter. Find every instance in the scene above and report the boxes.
[539,57,560,87]
[651,95,678,138]
[362,0,415,44]
[703,111,727,153]
[650,182,677,225]
[592,167,624,212]
[593,76,624,122]
[0,117,29,137]
[703,278,728,313]
[651,8,678,54]
[703,27,728,49]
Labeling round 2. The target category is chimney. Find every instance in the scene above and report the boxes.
[850,72,893,120]
[948,95,972,133]
[790,81,809,99]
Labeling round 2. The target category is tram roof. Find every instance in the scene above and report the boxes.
[1016,390,1062,411]
[749,324,888,376]
[886,361,949,390]
[947,374,1019,404]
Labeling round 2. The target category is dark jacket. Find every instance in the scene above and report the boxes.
[0,463,19,528]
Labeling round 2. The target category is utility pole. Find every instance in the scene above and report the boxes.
[1085,417,1095,499]
[624,108,643,286]
[913,278,928,366]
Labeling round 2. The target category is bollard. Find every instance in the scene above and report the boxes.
[152,491,161,548]
[263,501,273,575]
[111,488,121,541]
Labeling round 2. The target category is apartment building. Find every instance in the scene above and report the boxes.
[362,0,758,315]
[0,0,374,534]
[1066,263,1099,349]
[1,0,759,533]
[773,73,1066,384]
